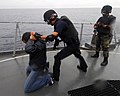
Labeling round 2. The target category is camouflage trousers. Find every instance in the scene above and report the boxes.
[95,34,112,58]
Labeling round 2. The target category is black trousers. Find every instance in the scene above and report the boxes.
[53,44,88,81]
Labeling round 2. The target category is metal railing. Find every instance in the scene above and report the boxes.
[0,22,117,56]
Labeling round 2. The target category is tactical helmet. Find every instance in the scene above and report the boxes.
[43,9,58,24]
[101,5,112,13]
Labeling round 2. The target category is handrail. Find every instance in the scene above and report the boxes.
[0,21,45,24]
[0,21,117,56]
[0,21,94,24]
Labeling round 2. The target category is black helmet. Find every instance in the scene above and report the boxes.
[43,9,58,24]
[101,5,112,13]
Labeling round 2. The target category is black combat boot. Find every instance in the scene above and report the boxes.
[101,57,108,66]
[91,52,99,58]
[77,55,88,72]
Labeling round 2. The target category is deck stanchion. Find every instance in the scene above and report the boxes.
[13,22,19,56]
[79,23,84,46]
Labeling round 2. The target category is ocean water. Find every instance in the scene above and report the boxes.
[0,8,120,52]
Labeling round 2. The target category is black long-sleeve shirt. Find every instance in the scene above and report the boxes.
[25,39,47,69]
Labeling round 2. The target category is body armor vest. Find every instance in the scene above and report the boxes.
[56,16,79,45]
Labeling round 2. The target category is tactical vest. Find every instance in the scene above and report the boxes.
[57,16,79,45]
[97,15,116,35]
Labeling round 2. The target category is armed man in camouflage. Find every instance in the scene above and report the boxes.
[91,5,116,66]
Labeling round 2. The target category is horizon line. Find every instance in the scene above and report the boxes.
[0,7,120,9]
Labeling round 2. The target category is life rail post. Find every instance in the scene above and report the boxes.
[79,23,84,46]
[13,22,20,56]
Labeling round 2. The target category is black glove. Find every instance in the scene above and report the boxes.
[34,32,42,39]
[45,34,55,42]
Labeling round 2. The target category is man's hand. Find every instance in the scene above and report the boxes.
[93,29,98,35]
[34,33,42,39]
[30,32,36,40]
[30,32,42,40]
[45,34,55,42]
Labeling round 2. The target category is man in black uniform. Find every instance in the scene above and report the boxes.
[43,10,88,81]
[91,5,116,66]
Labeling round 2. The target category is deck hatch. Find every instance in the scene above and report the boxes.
[68,80,120,96]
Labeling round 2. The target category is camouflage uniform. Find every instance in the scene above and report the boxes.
[91,5,116,66]
[95,34,113,58]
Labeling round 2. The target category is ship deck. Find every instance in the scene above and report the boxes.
[0,45,120,96]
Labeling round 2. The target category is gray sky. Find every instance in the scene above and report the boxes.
[0,0,120,9]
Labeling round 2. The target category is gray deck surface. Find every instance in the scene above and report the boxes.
[0,46,120,96]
